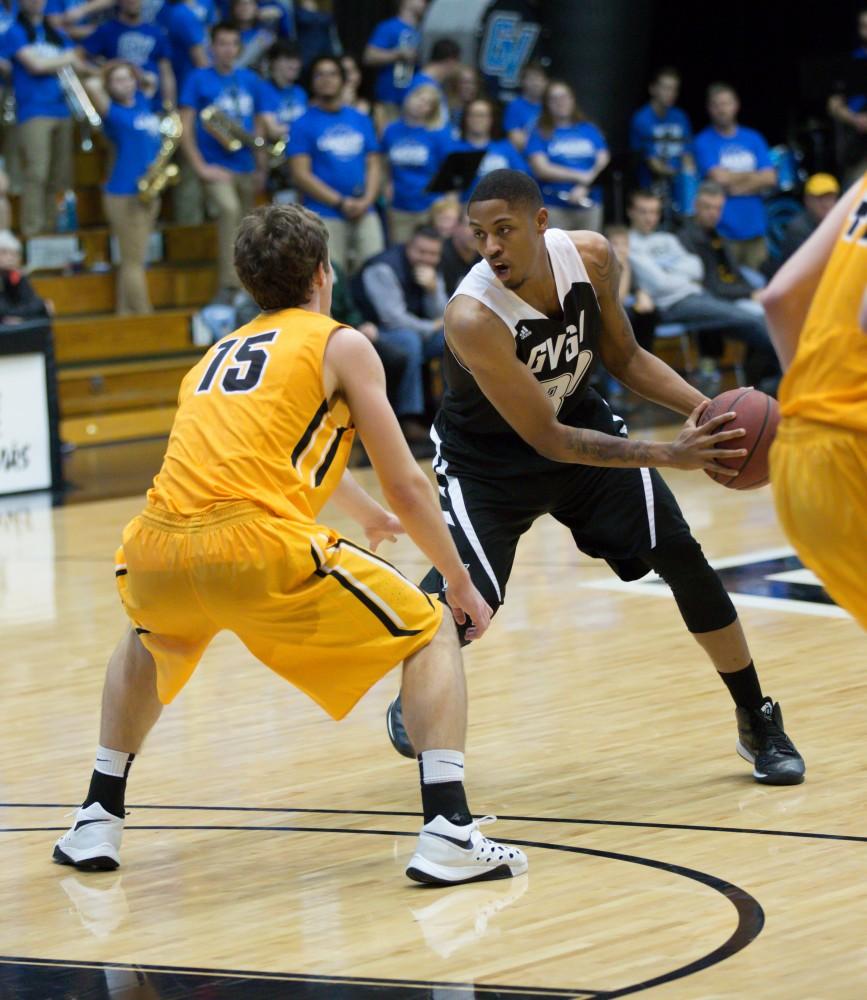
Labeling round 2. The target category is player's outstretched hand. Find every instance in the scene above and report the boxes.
[445,573,493,641]
[668,400,748,478]
[364,511,404,551]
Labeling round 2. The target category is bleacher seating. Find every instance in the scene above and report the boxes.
[11,139,214,448]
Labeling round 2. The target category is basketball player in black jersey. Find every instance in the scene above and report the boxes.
[387,169,805,785]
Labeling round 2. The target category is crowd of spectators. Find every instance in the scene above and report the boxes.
[0,0,861,449]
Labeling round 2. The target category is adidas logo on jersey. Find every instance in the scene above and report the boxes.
[518,325,533,340]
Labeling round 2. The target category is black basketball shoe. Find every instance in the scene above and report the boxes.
[386,694,415,759]
[736,698,805,785]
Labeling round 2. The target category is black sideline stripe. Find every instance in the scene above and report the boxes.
[291,399,329,467]
[309,544,327,579]
[314,427,348,487]
[328,568,422,637]
[338,538,435,610]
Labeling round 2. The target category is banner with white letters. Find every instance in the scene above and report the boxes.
[0,352,53,495]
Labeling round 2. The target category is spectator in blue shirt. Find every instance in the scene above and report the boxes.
[160,0,208,94]
[363,0,425,118]
[453,97,527,201]
[288,54,384,273]
[180,22,277,296]
[693,82,777,269]
[262,40,305,140]
[526,79,610,232]
[629,65,694,212]
[84,61,163,313]
[340,53,370,116]
[230,0,286,70]
[504,60,547,152]
[6,0,87,236]
[80,0,176,107]
[382,82,451,244]
[404,37,460,120]
[828,7,867,184]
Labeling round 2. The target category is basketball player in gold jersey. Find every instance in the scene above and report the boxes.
[762,173,867,628]
[52,204,528,886]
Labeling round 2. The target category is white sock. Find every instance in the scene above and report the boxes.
[419,749,465,785]
[94,745,133,778]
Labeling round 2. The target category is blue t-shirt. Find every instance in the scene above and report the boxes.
[156,0,214,29]
[525,122,608,206]
[503,96,540,134]
[694,125,774,240]
[264,80,307,133]
[368,16,419,105]
[454,136,528,201]
[382,119,452,212]
[180,66,276,172]
[287,104,379,218]
[103,95,162,195]
[6,21,72,122]
[161,3,205,92]
[0,1,19,35]
[629,102,692,186]
[84,19,170,77]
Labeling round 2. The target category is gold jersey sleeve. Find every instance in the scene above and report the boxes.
[147,308,355,522]
[778,173,867,432]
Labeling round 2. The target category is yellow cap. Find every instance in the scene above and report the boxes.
[804,173,840,197]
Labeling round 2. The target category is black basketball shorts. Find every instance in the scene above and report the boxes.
[421,396,693,628]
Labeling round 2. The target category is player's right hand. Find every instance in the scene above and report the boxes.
[445,573,493,641]
[668,400,748,477]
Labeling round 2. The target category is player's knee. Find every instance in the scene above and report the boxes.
[645,534,737,634]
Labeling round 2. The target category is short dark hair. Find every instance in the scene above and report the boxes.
[468,169,543,213]
[707,81,737,102]
[234,204,329,311]
[410,224,442,242]
[696,180,726,199]
[430,38,460,63]
[211,21,239,42]
[267,40,302,62]
[651,65,680,85]
[628,188,662,208]
[309,54,346,84]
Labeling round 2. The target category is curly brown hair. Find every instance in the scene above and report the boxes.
[234,204,329,311]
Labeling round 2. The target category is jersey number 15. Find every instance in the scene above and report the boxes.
[195,330,279,395]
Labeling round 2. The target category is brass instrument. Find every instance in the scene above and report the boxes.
[137,111,183,204]
[57,65,101,152]
[0,86,16,127]
[200,103,286,160]
[234,27,276,71]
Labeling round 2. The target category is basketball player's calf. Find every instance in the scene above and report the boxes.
[644,533,805,785]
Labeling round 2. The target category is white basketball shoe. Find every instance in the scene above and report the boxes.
[53,802,124,871]
[406,815,528,885]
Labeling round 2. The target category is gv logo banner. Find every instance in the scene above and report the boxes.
[480,12,540,89]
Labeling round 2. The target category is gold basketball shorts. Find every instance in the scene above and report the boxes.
[114,501,443,717]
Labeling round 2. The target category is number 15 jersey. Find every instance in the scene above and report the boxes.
[148,308,355,523]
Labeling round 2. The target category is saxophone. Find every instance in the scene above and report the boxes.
[57,65,102,152]
[200,104,286,159]
[138,111,183,204]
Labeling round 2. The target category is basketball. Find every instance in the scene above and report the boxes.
[698,388,780,490]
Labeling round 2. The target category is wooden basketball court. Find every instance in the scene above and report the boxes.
[1,441,864,999]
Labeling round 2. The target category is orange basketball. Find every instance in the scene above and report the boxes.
[698,388,780,490]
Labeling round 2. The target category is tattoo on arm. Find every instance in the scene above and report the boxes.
[565,427,659,467]
[595,239,620,298]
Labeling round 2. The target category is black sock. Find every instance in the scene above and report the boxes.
[420,779,472,826]
[82,753,134,819]
[718,661,764,710]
